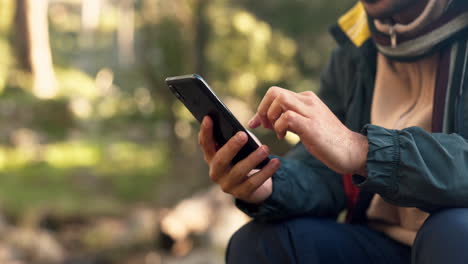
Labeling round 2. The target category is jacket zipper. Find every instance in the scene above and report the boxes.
[390,26,397,48]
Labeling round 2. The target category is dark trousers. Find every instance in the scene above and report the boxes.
[226,209,468,264]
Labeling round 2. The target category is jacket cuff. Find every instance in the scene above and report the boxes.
[352,125,399,197]
[235,156,286,221]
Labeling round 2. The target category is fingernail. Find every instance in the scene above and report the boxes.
[248,116,260,128]
[236,132,247,143]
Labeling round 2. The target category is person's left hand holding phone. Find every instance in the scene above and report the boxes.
[198,116,280,204]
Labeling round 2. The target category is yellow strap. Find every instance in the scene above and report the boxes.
[338,2,371,47]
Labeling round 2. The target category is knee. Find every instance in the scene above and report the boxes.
[225,220,295,264]
[226,220,261,261]
[413,209,468,264]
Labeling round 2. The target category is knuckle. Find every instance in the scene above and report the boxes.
[203,155,210,164]
[302,91,315,97]
[275,91,283,99]
[275,94,286,107]
[220,182,232,194]
[244,179,256,192]
[273,86,284,91]
[278,92,287,101]
[233,187,249,199]
[198,135,204,146]
[267,86,282,97]
[211,157,223,168]
[268,86,278,93]
[274,119,282,131]
[208,169,217,181]
[283,110,294,120]
[257,104,267,115]
[267,109,275,121]
[229,165,240,178]
[302,91,317,103]
[284,111,297,126]
[231,189,241,198]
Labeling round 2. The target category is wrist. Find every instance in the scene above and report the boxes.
[350,131,368,176]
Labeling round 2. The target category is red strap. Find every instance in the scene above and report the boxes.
[342,174,360,219]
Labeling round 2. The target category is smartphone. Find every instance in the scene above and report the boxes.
[165,74,269,169]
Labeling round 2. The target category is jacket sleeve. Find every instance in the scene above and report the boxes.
[235,48,350,221]
[354,124,468,213]
[236,144,346,221]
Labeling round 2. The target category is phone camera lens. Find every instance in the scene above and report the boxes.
[169,85,184,100]
[175,91,184,100]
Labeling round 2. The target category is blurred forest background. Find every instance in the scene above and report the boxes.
[0,0,353,263]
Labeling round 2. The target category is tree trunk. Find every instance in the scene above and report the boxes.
[14,0,57,98]
[14,0,30,72]
[138,0,212,206]
[80,0,101,47]
[118,0,136,66]
[193,0,210,77]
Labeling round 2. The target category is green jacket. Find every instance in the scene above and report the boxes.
[237,2,468,221]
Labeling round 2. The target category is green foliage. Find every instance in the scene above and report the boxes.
[206,4,302,101]
[0,139,167,216]
[0,0,14,33]
[0,38,11,93]
[0,87,73,141]
[0,0,355,217]
[55,67,98,99]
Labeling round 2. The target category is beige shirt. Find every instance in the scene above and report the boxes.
[367,52,440,246]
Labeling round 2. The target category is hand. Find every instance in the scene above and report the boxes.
[198,116,281,204]
[249,87,368,175]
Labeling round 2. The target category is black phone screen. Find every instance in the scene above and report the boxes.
[165,74,269,168]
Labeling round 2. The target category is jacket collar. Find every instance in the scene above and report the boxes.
[330,2,371,49]
[330,0,468,61]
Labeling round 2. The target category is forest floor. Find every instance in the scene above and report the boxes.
[0,186,248,264]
